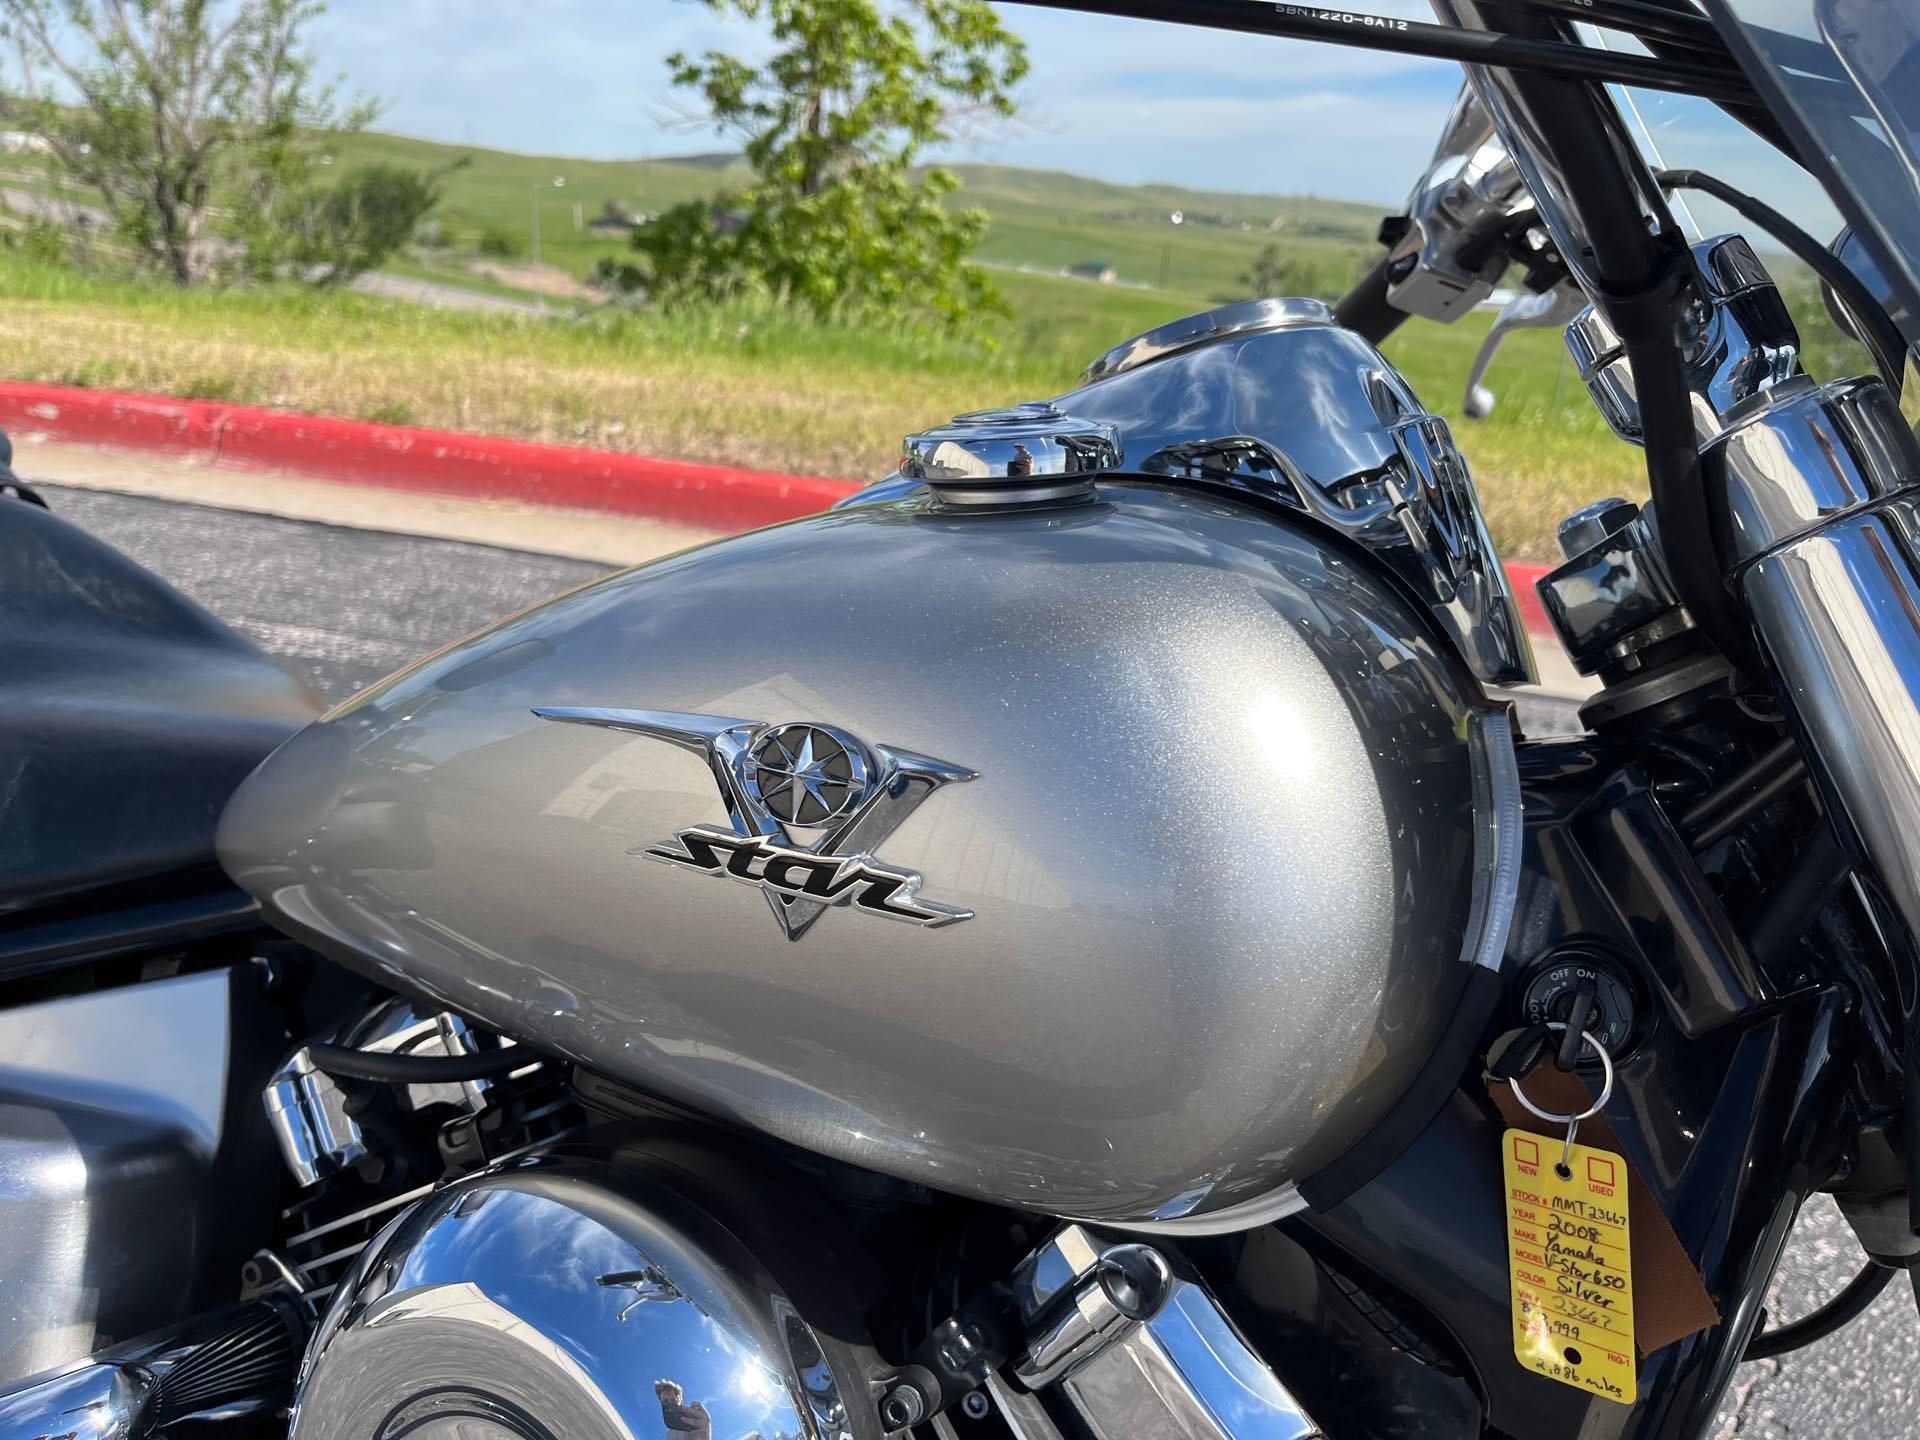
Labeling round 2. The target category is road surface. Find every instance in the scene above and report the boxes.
[28,482,1920,1439]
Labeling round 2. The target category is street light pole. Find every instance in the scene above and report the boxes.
[530,175,565,312]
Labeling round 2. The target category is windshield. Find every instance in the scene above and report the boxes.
[1712,0,1920,340]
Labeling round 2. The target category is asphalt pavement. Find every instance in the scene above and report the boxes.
[30,482,1920,1438]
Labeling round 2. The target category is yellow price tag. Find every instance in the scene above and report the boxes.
[1503,1126,1637,1405]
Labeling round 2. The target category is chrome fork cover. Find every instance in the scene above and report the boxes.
[291,1159,859,1440]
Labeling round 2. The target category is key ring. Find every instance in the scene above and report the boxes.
[1508,1024,1614,1176]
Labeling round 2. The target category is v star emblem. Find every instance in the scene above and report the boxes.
[533,708,976,940]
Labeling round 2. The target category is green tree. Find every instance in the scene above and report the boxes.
[296,163,444,285]
[1,0,373,285]
[1241,243,1281,300]
[636,0,1027,335]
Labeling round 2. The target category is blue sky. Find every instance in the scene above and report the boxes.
[309,0,1464,205]
[306,0,1839,230]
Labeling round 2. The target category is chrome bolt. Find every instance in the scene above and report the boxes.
[880,1384,927,1431]
[961,1391,991,1421]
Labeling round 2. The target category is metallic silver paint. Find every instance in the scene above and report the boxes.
[852,302,1531,687]
[290,1159,856,1440]
[220,484,1493,1223]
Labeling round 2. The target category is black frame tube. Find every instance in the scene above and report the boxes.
[1003,0,1753,102]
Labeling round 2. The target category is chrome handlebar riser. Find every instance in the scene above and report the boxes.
[1567,234,1800,446]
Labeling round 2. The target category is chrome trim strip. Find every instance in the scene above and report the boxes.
[1466,708,1523,972]
[1089,1182,1306,1239]
[1081,298,1334,382]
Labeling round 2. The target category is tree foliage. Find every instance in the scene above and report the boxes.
[0,0,429,286]
[295,163,444,285]
[635,0,1027,336]
[1241,243,1280,300]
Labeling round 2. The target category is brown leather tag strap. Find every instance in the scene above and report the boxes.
[1492,1064,1720,1355]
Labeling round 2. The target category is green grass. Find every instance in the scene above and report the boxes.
[0,246,1654,558]
[321,129,1382,306]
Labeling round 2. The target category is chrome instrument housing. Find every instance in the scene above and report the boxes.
[290,1156,867,1440]
[1053,302,1534,686]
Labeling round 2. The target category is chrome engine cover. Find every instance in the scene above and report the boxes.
[291,1157,865,1440]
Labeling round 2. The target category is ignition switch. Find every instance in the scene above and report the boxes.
[1520,952,1638,1061]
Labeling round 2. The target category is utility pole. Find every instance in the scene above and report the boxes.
[531,175,565,312]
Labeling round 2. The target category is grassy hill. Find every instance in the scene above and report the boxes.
[327,128,1383,307]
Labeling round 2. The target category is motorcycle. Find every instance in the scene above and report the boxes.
[4,2,1920,1437]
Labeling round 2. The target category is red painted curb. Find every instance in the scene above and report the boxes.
[0,378,1561,635]
[0,381,860,532]
[1507,562,1551,638]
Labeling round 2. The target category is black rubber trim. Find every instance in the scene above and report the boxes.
[1298,965,1504,1212]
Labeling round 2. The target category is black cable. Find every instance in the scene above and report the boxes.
[1744,1263,1896,1360]
[1681,738,1809,849]
[1656,168,1908,394]
[1005,0,1755,103]
[1521,0,1723,53]
[306,1041,539,1083]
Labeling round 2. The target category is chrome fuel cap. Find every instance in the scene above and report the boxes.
[901,403,1120,508]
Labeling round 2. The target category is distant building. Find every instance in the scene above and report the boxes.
[1068,260,1117,284]
[0,132,50,153]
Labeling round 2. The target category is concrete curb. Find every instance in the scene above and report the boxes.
[0,380,859,532]
[0,378,1557,634]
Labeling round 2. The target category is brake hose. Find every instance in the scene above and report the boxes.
[1744,1262,1896,1361]
[306,1041,539,1083]
[1655,168,1907,394]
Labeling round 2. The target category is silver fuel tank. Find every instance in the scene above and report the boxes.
[218,302,1523,1230]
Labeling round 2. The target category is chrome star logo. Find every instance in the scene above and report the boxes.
[745,724,868,827]
[533,708,975,940]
